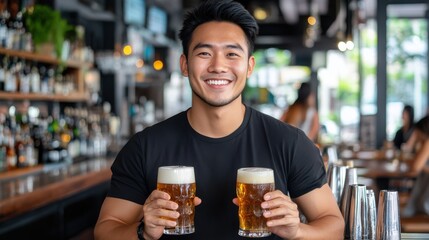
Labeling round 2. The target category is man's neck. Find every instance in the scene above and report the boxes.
[187,98,246,138]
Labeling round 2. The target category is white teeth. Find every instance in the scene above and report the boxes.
[206,80,229,85]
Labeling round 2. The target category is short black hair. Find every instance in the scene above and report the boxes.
[295,82,312,104]
[178,0,259,58]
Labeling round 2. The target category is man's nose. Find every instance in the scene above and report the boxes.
[207,55,227,73]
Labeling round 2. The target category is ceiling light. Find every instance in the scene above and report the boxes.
[307,16,317,26]
[253,7,268,20]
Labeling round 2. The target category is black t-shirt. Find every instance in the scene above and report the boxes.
[393,127,414,149]
[108,106,326,239]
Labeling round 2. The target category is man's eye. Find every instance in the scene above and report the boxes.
[227,53,240,57]
[198,52,210,56]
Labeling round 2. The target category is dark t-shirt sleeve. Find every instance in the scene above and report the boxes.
[393,128,403,149]
[287,129,326,199]
[108,132,148,205]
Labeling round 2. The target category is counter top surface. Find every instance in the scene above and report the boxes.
[0,158,113,221]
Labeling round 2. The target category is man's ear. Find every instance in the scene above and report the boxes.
[247,55,255,78]
[180,54,188,77]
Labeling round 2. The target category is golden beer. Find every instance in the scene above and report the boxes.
[237,168,275,237]
[157,166,196,235]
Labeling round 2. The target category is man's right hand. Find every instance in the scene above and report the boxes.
[142,190,180,240]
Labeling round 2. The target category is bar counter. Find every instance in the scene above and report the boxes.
[0,158,113,221]
[0,157,113,239]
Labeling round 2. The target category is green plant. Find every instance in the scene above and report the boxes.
[24,5,73,58]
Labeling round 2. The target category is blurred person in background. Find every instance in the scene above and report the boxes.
[393,105,414,150]
[280,82,319,142]
[405,115,429,172]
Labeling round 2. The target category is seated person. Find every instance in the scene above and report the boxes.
[280,82,319,142]
[393,105,414,150]
[405,116,429,172]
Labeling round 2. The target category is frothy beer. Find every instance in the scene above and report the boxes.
[157,166,196,235]
[237,168,275,238]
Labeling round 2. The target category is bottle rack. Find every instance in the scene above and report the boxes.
[0,47,92,102]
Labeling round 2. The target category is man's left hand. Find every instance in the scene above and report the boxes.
[261,190,301,239]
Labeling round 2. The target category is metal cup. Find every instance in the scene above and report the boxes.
[328,165,348,204]
[345,184,367,240]
[346,184,368,239]
[367,189,377,240]
[340,167,358,224]
[376,190,401,240]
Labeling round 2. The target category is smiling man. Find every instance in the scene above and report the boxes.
[94,1,344,239]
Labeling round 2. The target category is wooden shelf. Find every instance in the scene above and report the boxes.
[0,92,89,102]
[0,48,92,69]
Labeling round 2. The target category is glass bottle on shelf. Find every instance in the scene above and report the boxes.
[4,56,16,92]
[47,67,55,93]
[0,10,9,48]
[13,58,22,92]
[65,107,80,158]
[5,127,16,170]
[6,9,15,50]
[19,60,30,93]
[0,123,7,172]
[15,125,27,168]
[12,11,23,50]
[30,63,40,93]
[24,126,36,167]
[0,56,5,91]
[39,66,48,93]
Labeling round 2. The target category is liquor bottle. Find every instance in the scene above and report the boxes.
[19,61,30,93]
[12,11,23,50]
[0,124,7,172]
[30,64,40,93]
[23,126,36,167]
[0,11,9,47]
[39,66,48,93]
[14,59,22,92]
[6,9,15,49]
[0,56,5,91]
[15,126,27,168]
[65,108,80,158]
[4,56,16,92]
[47,68,55,93]
[5,127,16,170]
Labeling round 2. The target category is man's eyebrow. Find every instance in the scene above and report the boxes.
[192,43,245,52]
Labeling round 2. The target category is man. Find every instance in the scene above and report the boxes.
[94,1,344,239]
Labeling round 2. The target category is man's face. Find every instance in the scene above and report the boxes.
[180,21,255,107]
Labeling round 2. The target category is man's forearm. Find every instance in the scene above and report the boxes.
[94,220,140,240]
[293,215,344,240]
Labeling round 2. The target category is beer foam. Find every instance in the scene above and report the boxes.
[157,166,195,184]
[237,168,274,184]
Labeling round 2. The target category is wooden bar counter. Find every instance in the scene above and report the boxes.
[0,157,114,239]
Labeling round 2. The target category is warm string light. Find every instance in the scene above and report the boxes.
[307,16,316,26]
[153,60,164,71]
[253,7,267,21]
[136,58,144,68]
[123,45,132,55]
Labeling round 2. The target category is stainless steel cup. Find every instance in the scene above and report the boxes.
[340,167,358,224]
[346,184,367,240]
[328,164,348,204]
[367,189,377,240]
[376,190,401,240]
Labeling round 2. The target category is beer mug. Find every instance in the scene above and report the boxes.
[236,167,275,237]
[157,166,196,235]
